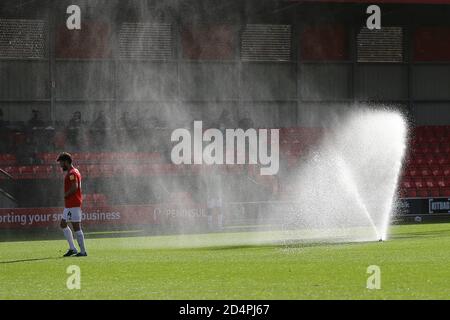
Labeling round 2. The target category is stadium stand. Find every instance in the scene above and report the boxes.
[401,126,450,197]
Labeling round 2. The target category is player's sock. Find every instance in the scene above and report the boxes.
[63,227,76,251]
[75,230,86,254]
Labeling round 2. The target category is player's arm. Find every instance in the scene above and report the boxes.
[64,180,79,198]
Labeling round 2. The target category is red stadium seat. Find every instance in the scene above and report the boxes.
[431,166,442,176]
[39,153,59,164]
[443,166,450,176]
[100,164,114,177]
[415,144,430,154]
[401,178,413,189]
[440,188,450,197]
[437,155,450,165]
[413,178,424,189]
[441,142,450,154]
[124,165,140,177]
[398,188,407,198]
[414,154,425,166]
[425,154,436,166]
[430,143,442,154]
[2,166,19,177]
[406,189,417,197]
[87,164,100,178]
[429,188,440,197]
[0,154,17,165]
[92,193,107,206]
[425,177,435,188]
[33,165,53,179]
[416,189,429,197]
[436,177,447,188]
[99,153,115,163]
[420,167,431,176]
[53,131,66,149]
[19,166,34,179]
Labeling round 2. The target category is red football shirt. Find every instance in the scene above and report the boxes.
[64,167,82,208]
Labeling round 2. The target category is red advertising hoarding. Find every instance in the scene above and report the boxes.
[0,204,207,229]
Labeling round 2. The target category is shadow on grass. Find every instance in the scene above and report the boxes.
[389,229,450,240]
[199,239,378,251]
[0,256,63,264]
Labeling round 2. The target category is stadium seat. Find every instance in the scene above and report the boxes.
[425,177,435,188]
[425,154,436,166]
[0,154,17,165]
[2,166,19,177]
[436,177,447,188]
[440,142,450,153]
[443,166,450,176]
[86,164,101,178]
[100,164,114,177]
[398,188,407,198]
[19,166,34,179]
[406,189,417,197]
[401,178,413,189]
[124,165,140,177]
[33,165,53,179]
[99,152,115,163]
[414,154,425,166]
[429,188,440,197]
[53,131,66,149]
[440,188,450,197]
[413,178,424,189]
[431,166,442,176]
[416,188,429,197]
[420,167,431,176]
[38,153,59,164]
[430,143,442,154]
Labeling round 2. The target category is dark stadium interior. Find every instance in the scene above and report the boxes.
[0,0,450,220]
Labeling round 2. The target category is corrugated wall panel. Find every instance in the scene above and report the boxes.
[300,64,351,100]
[412,65,450,100]
[117,62,177,101]
[241,63,296,100]
[0,61,49,99]
[0,18,47,59]
[179,62,238,100]
[118,23,173,60]
[412,103,450,125]
[55,61,114,100]
[241,24,292,62]
[355,65,408,100]
[357,27,404,63]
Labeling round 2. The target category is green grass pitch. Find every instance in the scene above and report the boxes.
[1,223,450,299]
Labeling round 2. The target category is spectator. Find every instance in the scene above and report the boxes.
[68,111,82,129]
[28,109,45,128]
[66,111,84,150]
[118,111,133,130]
[92,110,107,130]
[211,109,234,131]
[91,110,109,150]
[238,111,254,130]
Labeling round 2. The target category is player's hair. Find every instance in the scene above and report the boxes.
[56,152,73,164]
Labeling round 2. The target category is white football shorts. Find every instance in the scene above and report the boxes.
[62,207,82,222]
[207,198,222,209]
